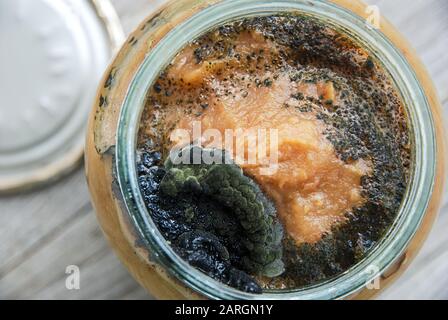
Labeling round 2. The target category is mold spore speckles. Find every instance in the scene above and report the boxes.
[137,14,410,290]
[104,68,118,89]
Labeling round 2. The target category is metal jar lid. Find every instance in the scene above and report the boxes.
[0,0,124,193]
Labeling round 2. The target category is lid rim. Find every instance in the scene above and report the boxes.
[0,0,124,194]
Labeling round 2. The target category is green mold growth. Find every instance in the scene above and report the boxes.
[160,145,285,278]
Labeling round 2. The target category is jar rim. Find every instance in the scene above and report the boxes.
[116,0,436,300]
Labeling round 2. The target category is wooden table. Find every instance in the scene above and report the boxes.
[0,0,447,300]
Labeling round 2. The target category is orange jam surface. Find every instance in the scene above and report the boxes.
[165,32,372,244]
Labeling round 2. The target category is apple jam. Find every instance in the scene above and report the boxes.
[136,14,410,291]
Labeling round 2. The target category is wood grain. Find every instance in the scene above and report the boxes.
[0,0,446,300]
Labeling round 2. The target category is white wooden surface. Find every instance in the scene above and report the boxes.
[0,0,446,300]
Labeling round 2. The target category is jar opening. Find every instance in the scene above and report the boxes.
[116,0,436,299]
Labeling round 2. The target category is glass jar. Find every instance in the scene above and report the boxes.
[85,0,446,299]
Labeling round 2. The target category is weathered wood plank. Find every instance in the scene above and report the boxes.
[365,0,448,100]
[0,170,90,275]
[0,0,446,300]
[111,0,165,33]
[379,203,448,299]
[0,207,148,299]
